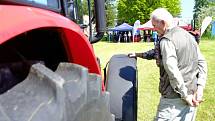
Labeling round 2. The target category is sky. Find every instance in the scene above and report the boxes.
[181,0,195,18]
[30,0,47,5]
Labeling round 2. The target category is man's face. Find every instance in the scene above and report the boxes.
[152,18,166,36]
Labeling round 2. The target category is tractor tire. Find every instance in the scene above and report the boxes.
[0,63,114,121]
[106,54,137,121]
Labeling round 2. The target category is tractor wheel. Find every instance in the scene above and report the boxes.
[0,63,114,121]
[106,54,137,121]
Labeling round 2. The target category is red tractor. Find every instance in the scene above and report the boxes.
[0,0,137,121]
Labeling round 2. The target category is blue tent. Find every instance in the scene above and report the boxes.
[109,23,133,31]
[212,21,215,36]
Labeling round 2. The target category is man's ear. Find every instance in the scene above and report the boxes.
[161,20,166,26]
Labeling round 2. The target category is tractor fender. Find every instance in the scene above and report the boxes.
[0,5,101,75]
[0,5,82,43]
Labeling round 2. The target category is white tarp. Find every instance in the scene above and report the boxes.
[138,20,154,30]
[133,20,140,42]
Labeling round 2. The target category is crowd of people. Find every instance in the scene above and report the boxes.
[107,31,132,42]
[107,30,158,43]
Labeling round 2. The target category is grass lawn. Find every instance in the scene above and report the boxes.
[93,39,215,121]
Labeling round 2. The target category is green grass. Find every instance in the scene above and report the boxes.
[93,40,215,121]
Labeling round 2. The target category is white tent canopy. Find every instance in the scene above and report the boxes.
[138,20,154,30]
[138,18,192,31]
[173,18,188,26]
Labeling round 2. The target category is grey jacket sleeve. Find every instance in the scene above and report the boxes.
[142,49,156,60]
[196,46,207,88]
[160,38,188,98]
[135,49,156,60]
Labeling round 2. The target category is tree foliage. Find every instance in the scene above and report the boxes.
[193,0,209,15]
[106,1,116,27]
[193,0,215,37]
[117,0,181,25]
[195,5,215,37]
[197,6,215,25]
[80,0,116,27]
[193,0,210,28]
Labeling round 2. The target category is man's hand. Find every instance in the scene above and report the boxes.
[184,95,194,106]
[128,53,136,58]
[193,85,204,106]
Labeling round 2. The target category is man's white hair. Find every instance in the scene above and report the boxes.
[150,8,174,27]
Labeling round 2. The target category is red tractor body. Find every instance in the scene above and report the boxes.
[0,1,137,121]
[0,5,100,75]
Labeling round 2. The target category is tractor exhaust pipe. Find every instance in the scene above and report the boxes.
[90,0,106,44]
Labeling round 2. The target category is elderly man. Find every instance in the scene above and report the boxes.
[129,8,207,120]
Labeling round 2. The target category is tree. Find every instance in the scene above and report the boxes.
[80,0,116,27]
[117,0,181,25]
[193,0,215,37]
[197,6,215,24]
[195,5,215,37]
[105,0,116,27]
[209,0,215,6]
[193,0,209,28]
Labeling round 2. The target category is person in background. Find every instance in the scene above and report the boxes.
[152,31,158,46]
[118,32,121,43]
[128,8,207,120]
[144,30,148,42]
[124,32,128,42]
[128,31,132,42]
